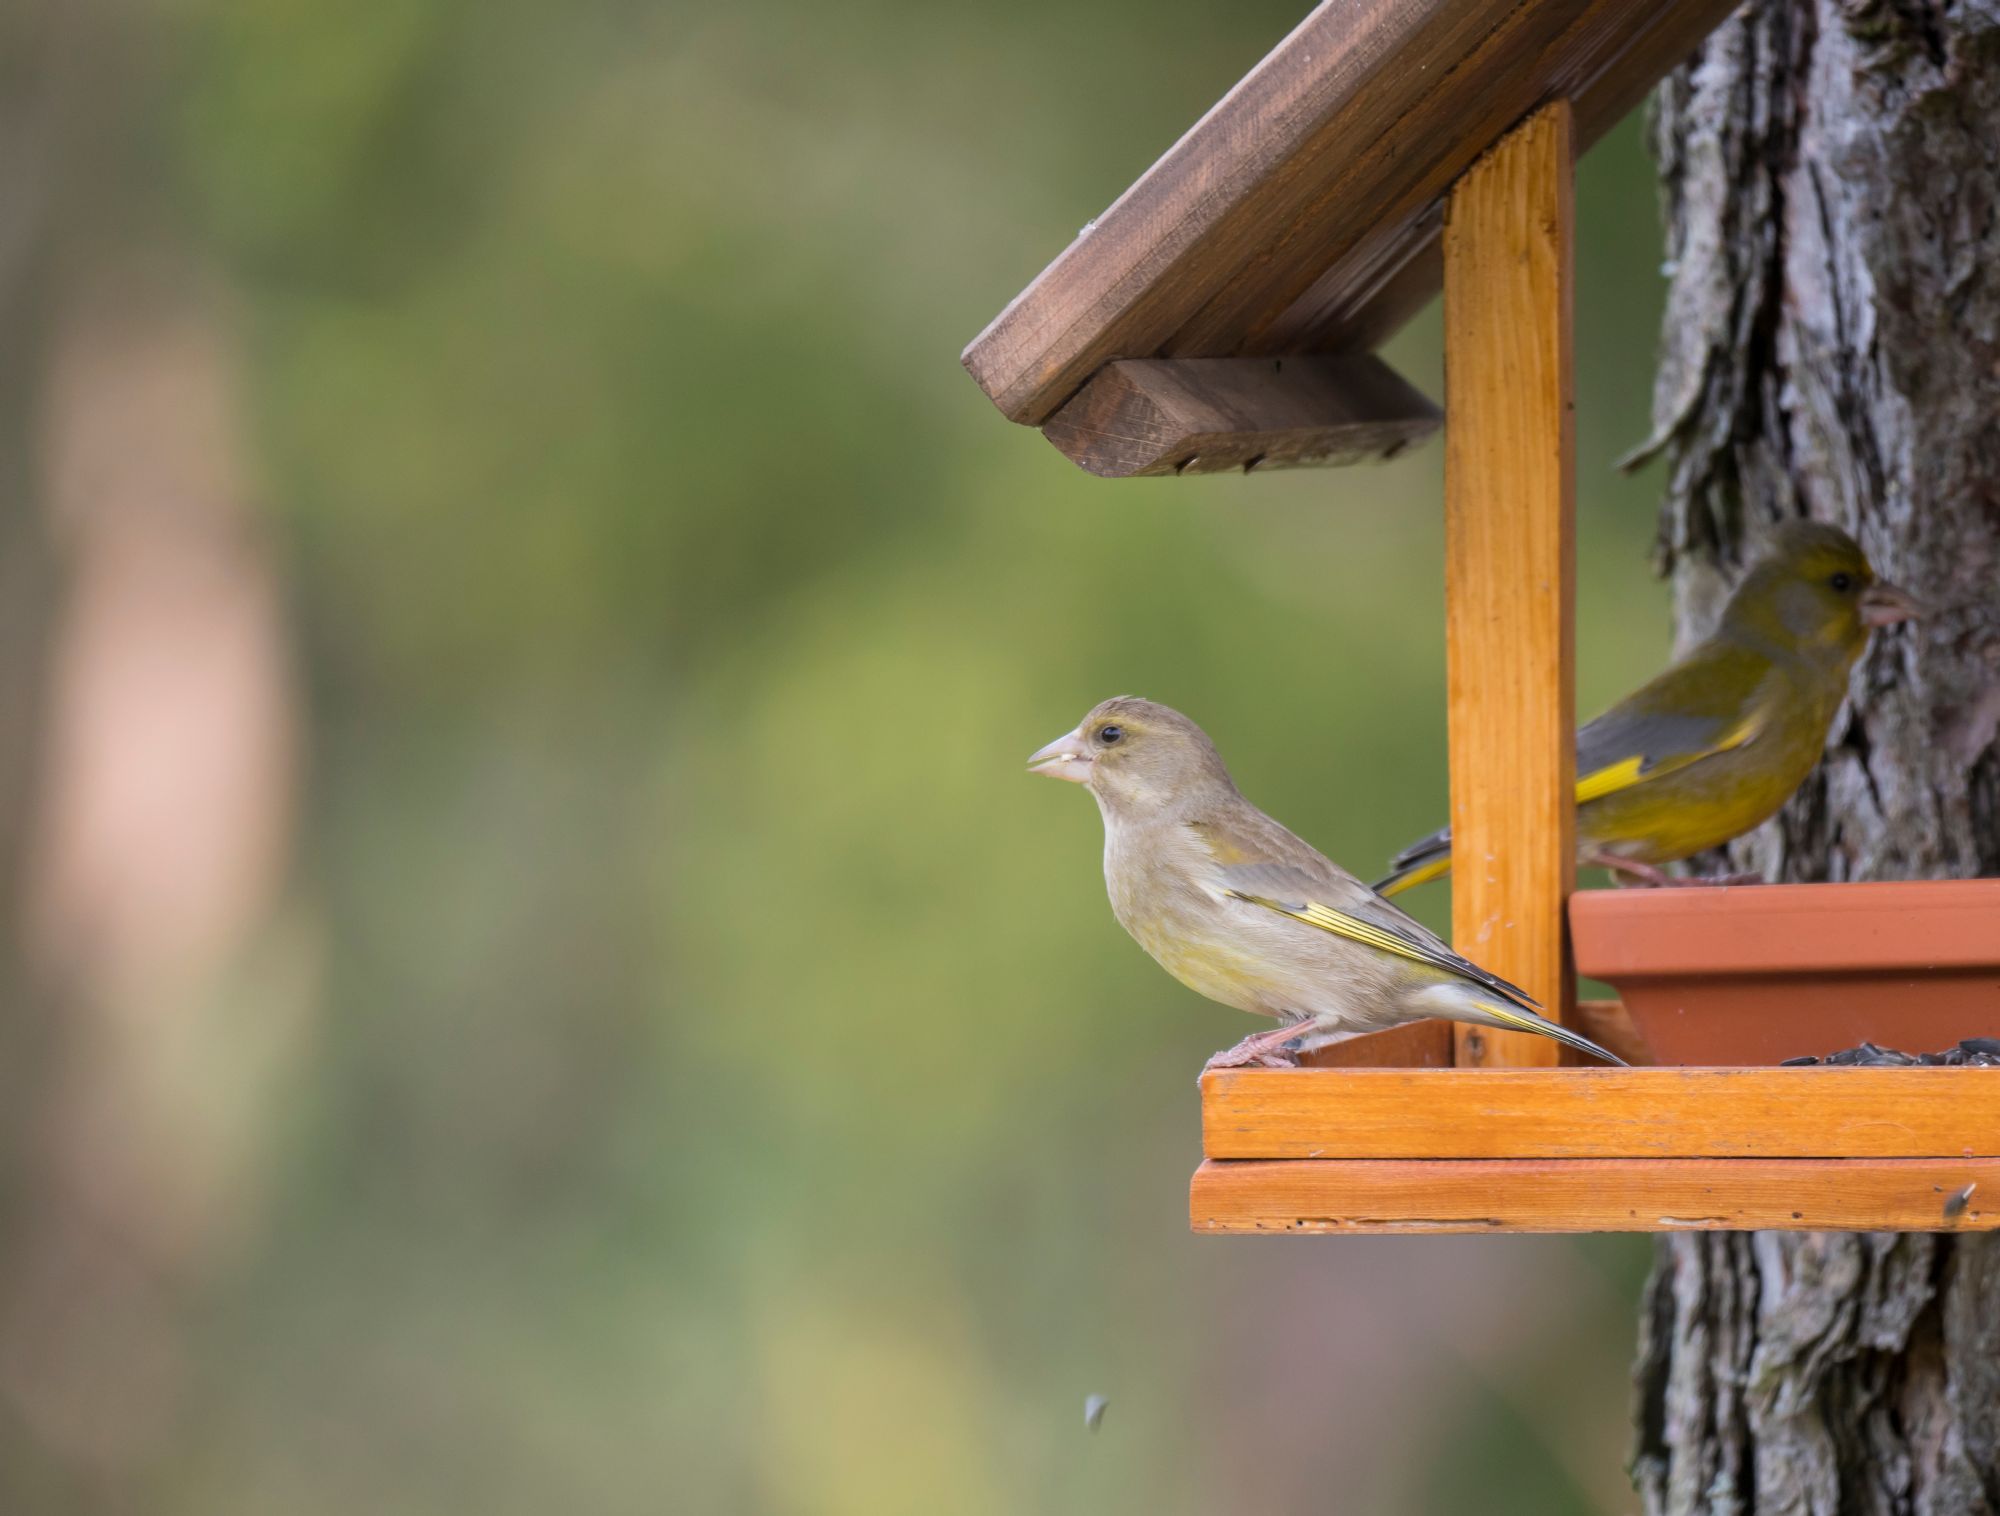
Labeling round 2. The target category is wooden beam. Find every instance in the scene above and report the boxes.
[1200,1066,2000,1161]
[1189,1158,2000,1235]
[1443,102,1576,1065]
[962,0,1742,427]
[1038,355,1439,478]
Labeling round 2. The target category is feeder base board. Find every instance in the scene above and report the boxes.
[1191,1157,2000,1234]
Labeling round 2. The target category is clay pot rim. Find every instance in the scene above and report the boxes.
[1570,877,2000,978]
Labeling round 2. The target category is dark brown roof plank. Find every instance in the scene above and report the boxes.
[1040,354,1440,478]
[964,0,1741,440]
[963,0,1480,427]
[1255,0,1743,356]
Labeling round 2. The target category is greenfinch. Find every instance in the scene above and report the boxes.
[1376,522,1921,895]
[1029,697,1623,1068]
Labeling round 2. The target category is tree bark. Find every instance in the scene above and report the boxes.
[1630,2,2000,1512]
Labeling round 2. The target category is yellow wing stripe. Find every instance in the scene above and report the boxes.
[1227,892,1459,979]
[1573,754,1648,805]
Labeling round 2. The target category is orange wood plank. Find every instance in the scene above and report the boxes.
[1443,102,1576,1064]
[1190,1158,2000,1234]
[1200,1066,2000,1160]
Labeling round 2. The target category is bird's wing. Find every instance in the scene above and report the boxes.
[1374,648,1779,896]
[1191,825,1543,1014]
[1573,648,1771,804]
[1231,889,1541,1010]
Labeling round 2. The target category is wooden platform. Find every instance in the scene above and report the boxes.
[1189,1019,2000,1235]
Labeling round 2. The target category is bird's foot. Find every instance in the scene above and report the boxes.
[1584,851,1761,889]
[1583,851,1674,888]
[1202,1023,1309,1075]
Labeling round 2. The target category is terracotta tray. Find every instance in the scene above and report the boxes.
[1570,879,2000,1067]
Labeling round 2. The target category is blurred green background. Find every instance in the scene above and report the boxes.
[0,1,1680,1511]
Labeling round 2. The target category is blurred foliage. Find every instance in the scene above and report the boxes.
[11,0,1685,1510]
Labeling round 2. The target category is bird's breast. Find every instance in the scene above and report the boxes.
[1102,830,1287,1018]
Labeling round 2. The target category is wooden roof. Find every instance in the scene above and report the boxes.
[963,0,1738,476]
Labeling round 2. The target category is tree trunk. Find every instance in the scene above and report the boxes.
[1630,2,2000,1512]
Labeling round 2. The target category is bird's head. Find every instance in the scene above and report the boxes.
[1026,697,1233,815]
[1718,521,1921,662]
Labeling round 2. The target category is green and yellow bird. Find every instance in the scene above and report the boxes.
[1028,697,1622,1069]
[1375,521,1921,895]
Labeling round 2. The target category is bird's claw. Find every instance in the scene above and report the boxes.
[1673,869,1764,887]
[1618,866,1764,888]
[1200,1049,1298,1074]
[1586,851,1763,889]
[1201,1025,1308,1077]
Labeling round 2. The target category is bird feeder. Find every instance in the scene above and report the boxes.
[967,0,2000,1233]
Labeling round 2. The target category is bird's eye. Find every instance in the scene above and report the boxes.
[1097,724,1124,746]
[1830,572,1854,592]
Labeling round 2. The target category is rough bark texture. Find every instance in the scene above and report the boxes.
[1630,2,2000,1512]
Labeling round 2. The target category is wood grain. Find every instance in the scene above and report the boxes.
[962,0,1742,427]
[1443,103,1576,1065]
[1200,1066,2000,1160]
[1039,355,1439,478]
[1189,1157,2000,1234]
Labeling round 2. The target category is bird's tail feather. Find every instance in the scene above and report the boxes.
[1373,852,1451,897]
[1373,832,1453,897]
[1467,1001,1626,1066]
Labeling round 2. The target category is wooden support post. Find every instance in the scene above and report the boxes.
[1442,102,1575,1066]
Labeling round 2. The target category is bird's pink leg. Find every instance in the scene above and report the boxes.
[1670,868,1766,886]
[1582,849,1673,887]
[1582,848,1761,888]
[1202,1021,1311,1072]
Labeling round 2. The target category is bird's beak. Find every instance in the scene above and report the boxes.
[1860,579,1924,628]
[1026,727,1093,784]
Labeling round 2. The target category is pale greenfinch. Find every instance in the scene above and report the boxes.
[1029,698,1622,1068]
[1376,522,1921,894]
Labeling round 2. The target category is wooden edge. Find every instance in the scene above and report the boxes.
[1190,1158,2000,1234]
[1199,1065,2000,1160]
[1298,1018,1454,1070]
[1038,355,1439,478]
